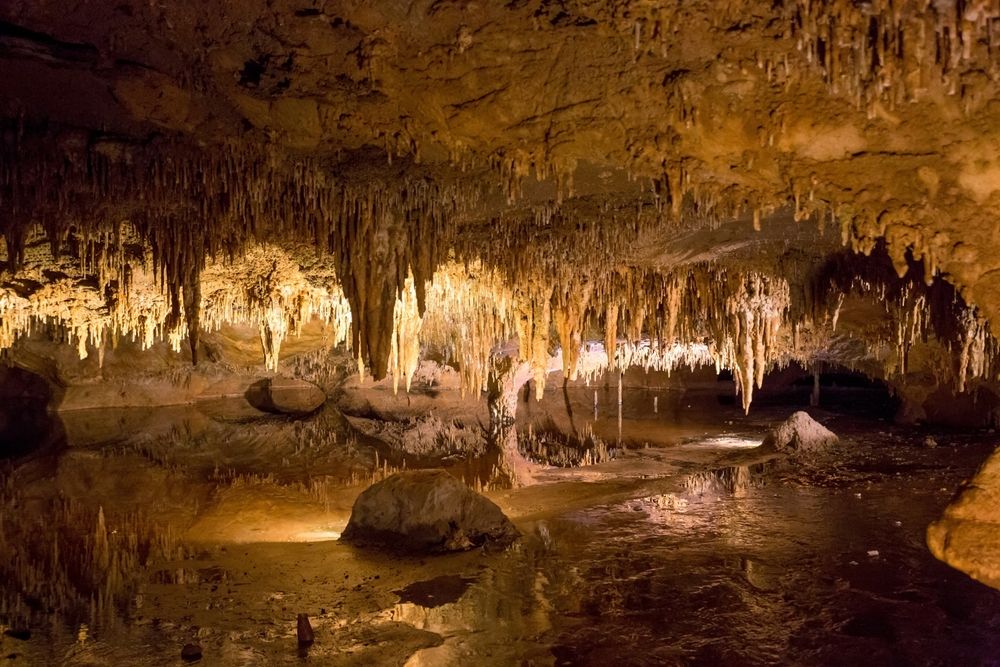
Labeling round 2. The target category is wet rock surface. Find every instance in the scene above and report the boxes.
[296,613,314,646]
[244,377,325,416]
[180,643,202,662]
[342,470,519,552]
[760,411,839,455]
[928,445,1000,590]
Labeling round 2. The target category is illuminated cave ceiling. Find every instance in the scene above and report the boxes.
[3,0,1000,409]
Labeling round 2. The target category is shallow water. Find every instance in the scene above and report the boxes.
[535,479,1000,666]
[3,397,1000,666]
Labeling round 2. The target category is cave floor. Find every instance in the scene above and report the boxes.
[4,395,1000,666]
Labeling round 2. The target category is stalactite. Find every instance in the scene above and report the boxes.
[388,272,422,394]
[788,0,1000,112]
[515,283,554,400]
[0,125,472,376]
[553,277,593,381]
[420,261,515,397]
[604,302,619,370]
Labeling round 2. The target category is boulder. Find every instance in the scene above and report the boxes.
[760,411,838,454]
[928,448,1000,591]
[342,470,519,552]
[245,377,325,415]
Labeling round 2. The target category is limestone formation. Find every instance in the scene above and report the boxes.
[5,0,1000,597]
[760,411,839,455]
[341,470,519,552]
[0,1,999,417]
[928,448,1000,590]
[244,377,326,416]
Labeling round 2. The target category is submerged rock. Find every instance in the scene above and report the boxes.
[760,411,838,455]
[342,470,519,552]
[245,377,325,415]
[180,643,202,662]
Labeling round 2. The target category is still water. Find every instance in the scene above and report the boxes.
[3,392,1000,666]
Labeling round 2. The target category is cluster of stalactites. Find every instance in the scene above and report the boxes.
[0,125,473,377]
[0,233,355,370]
[612,340,714,377]
[492,265,795,412]
[694,272,791,413]
[0,226,183,361]
[814,246,1000,390]
[789,0,1000,112]
[199,244,352,372]
[420,261,516,397]
[958,308,995,392]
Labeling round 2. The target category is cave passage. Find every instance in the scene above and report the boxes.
[5,0,1000,664]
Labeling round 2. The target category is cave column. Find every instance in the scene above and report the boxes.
[485,354,535,488]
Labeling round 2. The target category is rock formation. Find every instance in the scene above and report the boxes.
[4,0,1000,592]
[928,450,1000,590]
[341,470,519,552]
[244,377,326,415]
[760,411,839,455]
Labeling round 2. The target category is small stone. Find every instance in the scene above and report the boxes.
[181,643,202,662]
[893,521,902,527]
[297,613,314,646]
[923,436,938,449]
[867,550,879,557]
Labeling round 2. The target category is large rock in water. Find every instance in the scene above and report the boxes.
[760,411,838,454]
[928,449,1000,591]
[245,377,325,415]
[342,470,519,552]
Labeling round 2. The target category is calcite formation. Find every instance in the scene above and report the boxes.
[2,1,1000,414]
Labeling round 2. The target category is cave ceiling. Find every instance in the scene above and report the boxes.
[3,0,1000,408]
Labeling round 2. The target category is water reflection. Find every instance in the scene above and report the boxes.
[4,398,1000,665]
